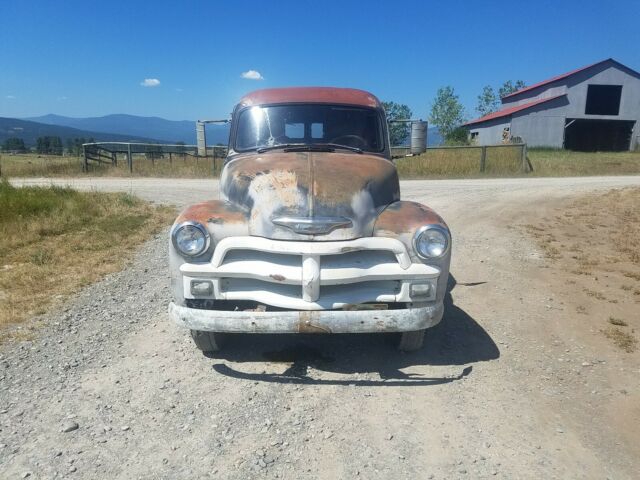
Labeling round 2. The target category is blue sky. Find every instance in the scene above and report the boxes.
[1,0,638,121]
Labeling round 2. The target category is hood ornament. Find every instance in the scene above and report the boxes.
[272,216,353,235]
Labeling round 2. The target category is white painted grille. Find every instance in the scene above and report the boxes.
[180,236,439,310]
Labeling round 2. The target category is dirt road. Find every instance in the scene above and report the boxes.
[2,176,640,479]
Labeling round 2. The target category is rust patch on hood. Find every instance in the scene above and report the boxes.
[221,151,399,240]
[176,201,247,225]
[374,201,448,236]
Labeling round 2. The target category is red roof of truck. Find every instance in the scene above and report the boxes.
[238,87,382,108]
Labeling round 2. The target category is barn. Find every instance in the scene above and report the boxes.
[465,59,640,151]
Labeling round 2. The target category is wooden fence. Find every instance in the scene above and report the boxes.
[391,143,531,173]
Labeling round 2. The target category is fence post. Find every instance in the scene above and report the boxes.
[82,145,87,172]
[127,143,133,174]
[480,146,487,172]
[520,144,528,172]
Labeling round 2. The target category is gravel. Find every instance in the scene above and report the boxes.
[1,176,639,479]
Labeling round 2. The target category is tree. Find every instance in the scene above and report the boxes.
[382,101,413,146]
[36,136,48,154]
[444,127,470,146]
[429,86,466,142]
[476,85,499,116]
[2,137,26,152]
[498,80,526,98]
[50,136,63,156]
[35,136,63,155]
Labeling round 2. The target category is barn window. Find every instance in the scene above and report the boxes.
[470,132,479,139]
[585,85,622,115]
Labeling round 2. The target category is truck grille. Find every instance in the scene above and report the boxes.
[180,236,438,310]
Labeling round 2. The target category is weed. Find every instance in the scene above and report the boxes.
[602,327,637,353]
[609,317,628,327]
[30,249,53,266]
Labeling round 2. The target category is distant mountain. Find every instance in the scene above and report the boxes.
[27,114,230,145]
[0,117,158,147]
[16,113,438,148]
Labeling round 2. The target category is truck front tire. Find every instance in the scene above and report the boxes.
[397,329,425,352]
[190,330,225,353]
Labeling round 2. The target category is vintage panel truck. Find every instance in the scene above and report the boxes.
[168,87,451,352]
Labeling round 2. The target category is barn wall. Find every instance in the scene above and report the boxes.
[510,96,569,148]
[468,118,511,146]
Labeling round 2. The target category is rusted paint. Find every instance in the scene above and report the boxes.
[269,274,286,282]
[374,201,448,237]
[238,87,381,109]
[175,200,247,226]
[220,151,399,241]
[298,311,332,333]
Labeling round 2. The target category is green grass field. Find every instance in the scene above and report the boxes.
[2,148,639,179]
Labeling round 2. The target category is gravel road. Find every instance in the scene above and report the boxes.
[2,176,640,479]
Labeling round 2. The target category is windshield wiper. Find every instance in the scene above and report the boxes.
[257,143,363,154]
[283,143,363,154]
[256,143,302,153]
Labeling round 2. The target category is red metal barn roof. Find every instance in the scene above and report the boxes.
[238,87,382,108]
[501,58,640,100]
[464,94,567,126]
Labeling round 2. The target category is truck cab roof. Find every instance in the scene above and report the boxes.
[238,87,382,109]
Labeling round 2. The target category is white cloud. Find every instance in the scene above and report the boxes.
[6,95,15,99]
[241,70,264,80]
[140,78,161,87]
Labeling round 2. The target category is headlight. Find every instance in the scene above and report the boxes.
[413,225,450,259]
[172,221,210,257]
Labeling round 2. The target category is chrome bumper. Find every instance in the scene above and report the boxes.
[168,301,444,334]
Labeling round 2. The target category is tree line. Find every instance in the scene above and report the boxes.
[1,136,95,155]
[384,79,526,146]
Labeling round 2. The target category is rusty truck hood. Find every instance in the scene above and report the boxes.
[220,151,400,240]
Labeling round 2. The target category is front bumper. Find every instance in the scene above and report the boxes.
[168,301,444,334]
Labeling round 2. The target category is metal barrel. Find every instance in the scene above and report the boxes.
[410,121,428,154]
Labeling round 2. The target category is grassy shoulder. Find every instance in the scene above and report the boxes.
[0,179,174,339]
[522,187,639,352]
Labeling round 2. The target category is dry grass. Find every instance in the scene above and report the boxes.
[530,188,640,271]
[602,327,637,353]
[3,149,640,179]
[0,179,174,337]
[522,187,640,354]
[395,145,523,178]
[527,149,640,177]
[0,153,224,178]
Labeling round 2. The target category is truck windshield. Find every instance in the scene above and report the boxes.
[234,104,385,153]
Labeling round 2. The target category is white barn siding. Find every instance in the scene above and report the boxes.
[510,96,568,148]
[467,60,640,150]
[469,118,510,146]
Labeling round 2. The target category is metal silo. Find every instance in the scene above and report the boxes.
[410,121,428,154]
